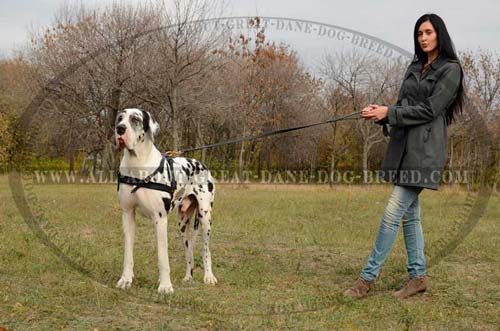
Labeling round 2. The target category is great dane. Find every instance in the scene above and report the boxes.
[114,108,217,294]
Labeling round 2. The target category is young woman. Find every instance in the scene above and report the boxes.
[343,13,465,299]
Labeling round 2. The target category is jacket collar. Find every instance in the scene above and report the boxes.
[408,56,450,73]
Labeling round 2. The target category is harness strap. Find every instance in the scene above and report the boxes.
[165,156,177,192]
[143,156,165,183]
[117,155,177,194]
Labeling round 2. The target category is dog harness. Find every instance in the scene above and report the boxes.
[117,154,177,194]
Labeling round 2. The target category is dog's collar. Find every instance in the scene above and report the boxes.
[117,154,177,194]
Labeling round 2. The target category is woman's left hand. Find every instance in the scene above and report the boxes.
[361,104,389,121]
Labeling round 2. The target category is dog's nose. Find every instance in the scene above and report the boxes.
[116,124,126,136]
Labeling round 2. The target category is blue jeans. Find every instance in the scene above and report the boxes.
[360,185,426,281]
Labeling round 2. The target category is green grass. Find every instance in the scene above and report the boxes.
[0,175,499,330]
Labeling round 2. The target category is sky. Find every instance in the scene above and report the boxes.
[1,0,499,61]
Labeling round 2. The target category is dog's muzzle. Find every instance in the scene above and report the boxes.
[115,125,127,150]
[116,124,126,135]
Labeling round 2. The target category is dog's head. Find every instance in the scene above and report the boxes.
[115,108,159,151]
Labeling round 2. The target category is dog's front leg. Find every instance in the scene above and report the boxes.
[116,209,135,290]
[155,215,174,294]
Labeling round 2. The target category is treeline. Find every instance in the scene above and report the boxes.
[0,0,498,188]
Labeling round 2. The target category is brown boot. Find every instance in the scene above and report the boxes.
[343,277,374,299]
[393,276,427,299]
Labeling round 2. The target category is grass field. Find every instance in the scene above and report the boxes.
[0,174,499,330]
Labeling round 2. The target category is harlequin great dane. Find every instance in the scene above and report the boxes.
[114,108,217,294]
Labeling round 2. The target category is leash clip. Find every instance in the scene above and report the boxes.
[166,150,183,157]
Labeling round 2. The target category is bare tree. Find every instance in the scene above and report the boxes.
[322,50,403,183]
[219,19,322,178]
[320,85,352,186]
[450,50,500,187]
[141,0,228,151]
[29,1,159,170]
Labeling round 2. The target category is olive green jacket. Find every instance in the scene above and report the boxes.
[378,56,461,190]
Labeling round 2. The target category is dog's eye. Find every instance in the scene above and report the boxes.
[131,116,141,123]
[116,115,123,123]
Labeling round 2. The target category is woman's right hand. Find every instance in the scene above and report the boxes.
[361,104,378,120]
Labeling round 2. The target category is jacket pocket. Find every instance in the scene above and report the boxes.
[423,75,438,96]
[423,74,438,82]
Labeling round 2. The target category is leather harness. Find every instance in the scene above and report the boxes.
[117,154,177,195]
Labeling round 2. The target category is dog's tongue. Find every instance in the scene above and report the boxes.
[117,137,126,149]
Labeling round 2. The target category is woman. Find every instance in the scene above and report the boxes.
[343,13,464,299]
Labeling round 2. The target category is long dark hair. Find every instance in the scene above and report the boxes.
[413,13,465,125]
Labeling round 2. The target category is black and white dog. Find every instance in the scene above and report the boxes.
[114,108,217,294]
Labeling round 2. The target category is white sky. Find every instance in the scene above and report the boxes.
[1,0,499,59]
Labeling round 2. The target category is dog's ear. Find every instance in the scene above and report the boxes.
[141,110,150,133]
[142,110,160,139]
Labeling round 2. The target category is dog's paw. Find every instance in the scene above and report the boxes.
[158,283,174,294]
[182,275,193,282]
[116,275,133,290]
[204,274,218,285]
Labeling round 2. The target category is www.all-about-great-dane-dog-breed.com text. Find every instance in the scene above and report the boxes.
[114,108,217,294]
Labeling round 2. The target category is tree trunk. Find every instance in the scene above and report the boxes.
[110,87,121,171]
[362,141,369,185]
[101,143,115,171]
[266,144,271,172]
[69,152,75,173]
[329,123,338,188]
[466,144,471,191]
[257,145,262,179]
[235,125,247,182]
[238,141,245,183]
[169,86,179,151]
[79,155,87,175]
[196,120,206,163]
[201,145,206,164]
[449,136,454,185]
[92,151,98,173]
[310,158,315,182]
